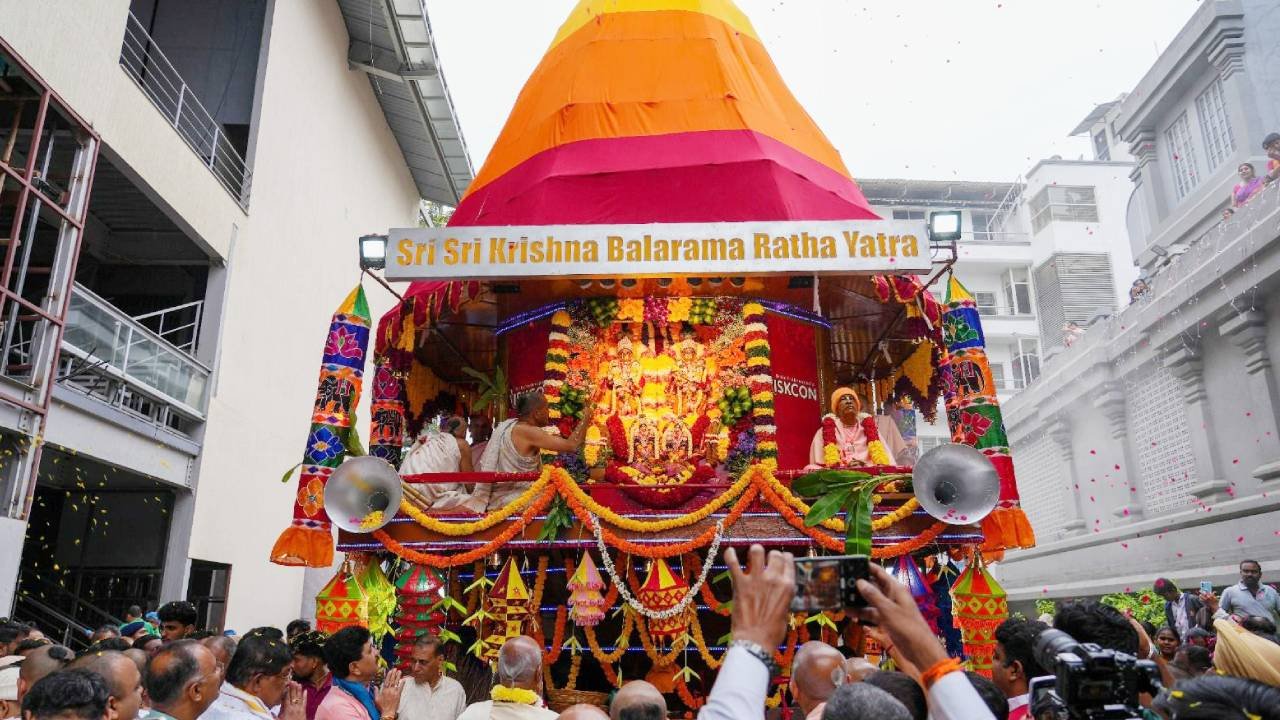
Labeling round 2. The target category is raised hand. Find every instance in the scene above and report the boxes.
[724,545,796,650]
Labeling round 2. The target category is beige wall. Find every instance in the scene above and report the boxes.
[0,0,246,258]
[185,0,417,631]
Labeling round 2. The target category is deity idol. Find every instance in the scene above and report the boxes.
[602,334,643,417]
[669,329,715,416]
[806,388,910,468]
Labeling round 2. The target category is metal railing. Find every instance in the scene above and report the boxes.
[133,300,204,355]
[118,12,252,207]
[967,231,1031,245]
[59,284,210,434]
[975,303,1036,318]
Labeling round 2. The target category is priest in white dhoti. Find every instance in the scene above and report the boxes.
[465,391,593,512]
[399,416,473,509]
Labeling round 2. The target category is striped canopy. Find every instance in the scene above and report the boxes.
[450,0,878,226]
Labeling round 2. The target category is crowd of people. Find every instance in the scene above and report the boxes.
[3,548,1279,720]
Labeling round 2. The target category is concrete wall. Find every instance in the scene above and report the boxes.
[182,0,418,631]
[0,0,246,259]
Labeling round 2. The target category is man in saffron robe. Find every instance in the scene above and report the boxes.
[806,388,908,468]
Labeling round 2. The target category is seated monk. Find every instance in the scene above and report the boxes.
[466,391,594,511]
[806,388,909,468]
[400,415,473,509]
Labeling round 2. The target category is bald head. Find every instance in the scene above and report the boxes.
[611,680,667,720]
[842,656,877,684]
[791,642,845,714]
[18,644,73,700]
[496,636,542,692]
[70,650,143,720]
[561,704,610,720]
[200,636,237,670]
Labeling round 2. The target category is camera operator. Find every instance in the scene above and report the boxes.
[697,548,995,720]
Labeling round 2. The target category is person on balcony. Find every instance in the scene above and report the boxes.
[806,388,906,469]
[1224,162,1266,219]
[1264,132,1280,183]
[466,392,593,512]
[399,417,473,510]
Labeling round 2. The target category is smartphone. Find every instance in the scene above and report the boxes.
[1200,580,1214,595]
[791,555,870,613]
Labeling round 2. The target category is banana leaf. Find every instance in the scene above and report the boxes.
[792,469,873,498]
[804,487,851,527]
[845,488,874,556]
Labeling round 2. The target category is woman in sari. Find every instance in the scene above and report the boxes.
[1224,162,1265,218]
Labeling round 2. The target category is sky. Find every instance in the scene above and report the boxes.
[430,0,1202,184]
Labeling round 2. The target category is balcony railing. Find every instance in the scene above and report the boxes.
[975,304,1035,318]
[967,231,1031,245]
[58,284,210,436]
[118,12,252,208]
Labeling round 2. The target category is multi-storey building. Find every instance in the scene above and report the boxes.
[860,131,1137,449]
[0,0,472,636]
[997,0,1280,611]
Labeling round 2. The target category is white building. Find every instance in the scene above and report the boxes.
[996,0,1280,610]
[859,129,1137,449]
[0,0,472,637]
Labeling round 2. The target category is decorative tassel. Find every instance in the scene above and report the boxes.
[271,286,371,567]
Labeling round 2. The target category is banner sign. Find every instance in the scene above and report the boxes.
[386,221,931,280]
[765,313,822,470]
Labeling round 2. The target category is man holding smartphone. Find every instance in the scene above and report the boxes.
[696,546,995,720]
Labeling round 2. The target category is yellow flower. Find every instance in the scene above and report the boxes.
[743,303,764,316]
[551,311,572,328]
[668,297,693,322]
[748,356,770,367]
[745,338,769,350]
[618,299,644,322]
[751,391,774,403]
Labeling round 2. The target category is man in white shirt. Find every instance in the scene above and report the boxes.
[203,631,305,720]
[1208,560,1280,626]
[397,636,465,720]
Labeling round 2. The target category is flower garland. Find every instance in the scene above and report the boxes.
[675,676,704,710]
[592,517,724,619]
[755,473,947,557]
[686,554,731,617]
[584,613,633,666]
[491,686,541,705]
[861,415,892,466]
[542,606,567,666]
[552,465,752,534]
[399,472,552,536]
[821,415,840,467]
[545,653,581,693]
[373,487,555,567]
[636,614,686,667]
[760,469,919,533]
[741,303,778,469]
[688,612,723,669]
[543,310,572,433]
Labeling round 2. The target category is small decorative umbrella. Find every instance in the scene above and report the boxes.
[568,553,606,627]
[483,558,531,660]
[950,552,1008,678]
[638,558,690,641]
[315,559,369,634]
[888,554,941,635]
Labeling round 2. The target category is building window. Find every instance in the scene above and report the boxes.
[1013,337,1040,388]
[891,209,929,221]
[1165,111,1200,201]
[1003,267,1033,315]
[1195,78,1235,171]
[188,560,231,632]
[1092,130,1111,161]
[1028,186,1099,233]
[974,291,999,316]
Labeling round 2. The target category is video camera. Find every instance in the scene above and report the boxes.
[1027,628,1162,720]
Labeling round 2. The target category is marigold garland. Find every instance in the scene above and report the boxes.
[761,468,920,533]
[688,611,724,669]
[861,415,893,466]
[821,415,840,467]
[584,612,633,665]
[373,488,555,567]
[545,652,581,693]
[400,472,552,536]
[675,676,704,710]
[553,465,752,533]
[542,606,567,666]
[636,613,686,667]
[687,554,731,617]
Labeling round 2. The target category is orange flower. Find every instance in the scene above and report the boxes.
[298,476,325,517]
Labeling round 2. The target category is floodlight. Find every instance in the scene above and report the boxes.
[928,211,962,243]
[359,234,388,270]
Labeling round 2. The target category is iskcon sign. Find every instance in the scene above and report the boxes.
[385,221,932,280]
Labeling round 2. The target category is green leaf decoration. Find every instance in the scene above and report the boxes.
[563,636,584,653]
[805,487,852,527]
[716,631,733,645]
[280,462,302,484]
[467,639,487,658]
[464,576,494,593]
[462,609,492,626]
[712,569,732,584]
[846,488,874,556]
[676,665,701,683]
[438,628,461,644]
[443,661,457,674]
[794,470,874,497]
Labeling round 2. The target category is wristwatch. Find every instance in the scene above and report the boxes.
[730,639,780,676]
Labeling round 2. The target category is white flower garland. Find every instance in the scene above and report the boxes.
[589,513,724,620]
